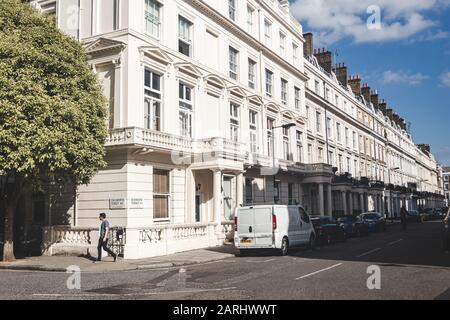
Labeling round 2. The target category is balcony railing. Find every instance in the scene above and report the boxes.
[106,128,245,157]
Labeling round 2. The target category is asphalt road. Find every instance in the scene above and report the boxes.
[1,221,449,300]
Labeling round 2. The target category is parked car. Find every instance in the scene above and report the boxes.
[359,212,386,233]
[420,208,435,221]
[234,205,316,256]
[310,216,347,245]
[338,216,369,237]
[406,210,422,223]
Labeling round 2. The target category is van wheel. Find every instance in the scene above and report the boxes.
[280,238,289,256]
[308,234,316,250]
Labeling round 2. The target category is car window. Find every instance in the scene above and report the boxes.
[298,207,310,223]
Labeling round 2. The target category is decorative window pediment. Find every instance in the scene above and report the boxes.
[204,74,227,96]
[228,86,247,100]
[85,38,126,55]
[265,102,281,114]
[139,46,173,66]
[247,94,264,106]
[174,62,203,79]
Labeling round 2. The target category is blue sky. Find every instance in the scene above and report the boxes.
[289,0,450,165]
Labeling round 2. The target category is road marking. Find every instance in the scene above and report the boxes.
[356,248,382,258]
[245,258,275,263]
[295,263,343,280]
[387,239,403,246]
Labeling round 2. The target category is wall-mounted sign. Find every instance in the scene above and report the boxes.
[110,198,126,210]
[130,198,144,209]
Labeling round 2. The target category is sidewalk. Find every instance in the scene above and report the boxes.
[0,245,237,273]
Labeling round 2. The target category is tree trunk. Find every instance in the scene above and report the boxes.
[2,205,15,262]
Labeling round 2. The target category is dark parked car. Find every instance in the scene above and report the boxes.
[406,210,422,223]
[338,216,369,237]
[360,212,386,233]
[311,216,347,245]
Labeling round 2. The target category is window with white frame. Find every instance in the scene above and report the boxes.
[230,103,240,142]
[229,46,239,80]
[336,122,341,142]
[153,169,170,219]
[345,127,349,146]
[353,131,357,149]
[228,0,236,21]
[249,110,258,153]
[144,0,161,38]
[307,144,313,163]
[265,69,273,97]
[283,126,291,160]
[279,32,286,56]
[178,16,193,57]
[338,154,343,172]
[179,83,193,137]
[318,147,324,163]
[294,87,301,111]
[296,131,303,163]
[315,80,320,94]
[248,59,256,89]
[326,117,332,138]
[267,117,274,157]
[247,6,254,34]
[347,157,351,173]
[329,151,334,166]
[264,19,272,46]
[293,43,299,65]
[316,111,321,133]
[281,78,288,105]
[144,69,161,131]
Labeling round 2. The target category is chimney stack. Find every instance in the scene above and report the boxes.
[361,83,371,105]
[386,108,394,120]
[303,33,313,57]
[348,75,361,96]
[399,118,406,130]
[418,144,431,154]
[370,90,379,110]
[379,99,387,114]
[333,63,348,87]
[314,48,333,74]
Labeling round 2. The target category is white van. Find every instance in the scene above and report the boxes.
[234,205,316,256]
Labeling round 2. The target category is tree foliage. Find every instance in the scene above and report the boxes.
[0,0,108,261]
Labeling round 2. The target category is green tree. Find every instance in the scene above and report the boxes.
[0,0,108,261]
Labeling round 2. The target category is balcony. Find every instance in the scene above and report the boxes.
[106,127,245,160]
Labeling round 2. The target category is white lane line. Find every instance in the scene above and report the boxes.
[295,263,343,280]
[356,248,382,258]
[387,239,403,246]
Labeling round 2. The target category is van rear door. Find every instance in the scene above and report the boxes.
[237,208,255,247]
[254,206,273,246]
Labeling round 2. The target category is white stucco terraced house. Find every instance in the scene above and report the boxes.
[24,0,444,259]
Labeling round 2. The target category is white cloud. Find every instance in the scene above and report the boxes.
[440,71,450,87]
[382,70,429,85]
[290,0,450,46]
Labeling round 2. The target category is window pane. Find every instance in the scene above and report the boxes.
[154,170,169,193]
[154,195,168,219]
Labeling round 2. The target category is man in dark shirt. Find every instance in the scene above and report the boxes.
[96,213,117,262]
[400,206,408,231]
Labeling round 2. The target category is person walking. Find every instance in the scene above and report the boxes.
[96,213,117,262]
[400,206,408,231]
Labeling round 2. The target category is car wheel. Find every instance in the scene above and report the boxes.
[280,237,289,256]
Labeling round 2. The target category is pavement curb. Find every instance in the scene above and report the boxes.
[0,255,233,273]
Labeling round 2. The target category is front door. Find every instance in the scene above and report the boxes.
[195,194,201,223]
[223,176,233,220]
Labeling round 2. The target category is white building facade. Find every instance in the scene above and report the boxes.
[28,0,444,259]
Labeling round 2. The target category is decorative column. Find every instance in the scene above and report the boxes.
[318,183,325,216]
[236,172,244,209]
[212,169,222,224]
[348,192,353,216]
[342,191,347,216]
[360,193,365,213]
[327,184,333,216]
[113,58,122,128]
